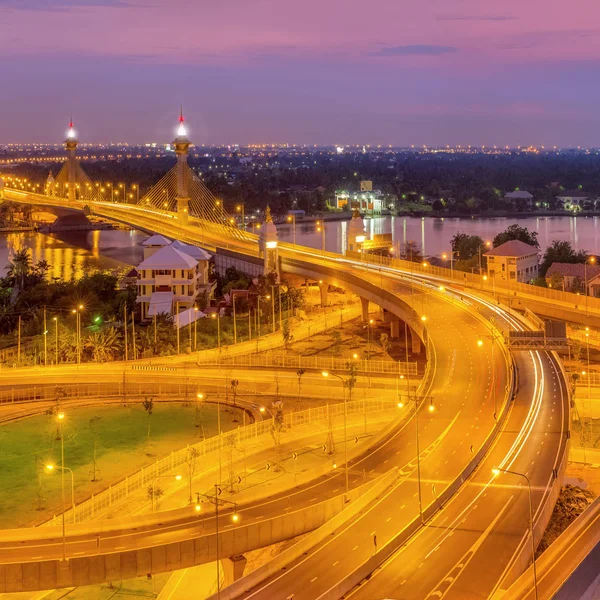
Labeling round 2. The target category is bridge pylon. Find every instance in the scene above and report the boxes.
[64,119,78,202]
[260,206,280,278]
[172,108,192,226]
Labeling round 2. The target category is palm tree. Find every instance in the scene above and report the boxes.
[85,328,121,362]
[34,260,51,281]
[7,249,31,290]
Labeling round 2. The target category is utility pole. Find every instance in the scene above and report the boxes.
[123,305,128,361]
[131,312,136,361]
[17,315,21,364]
[43,306,47,367]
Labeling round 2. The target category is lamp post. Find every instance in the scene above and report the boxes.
[72,304,84,365]
[441,250,458,278]
[287,214,296,245]
[211,312,221,351]
[194,488,240,600]
[57,411,67,561]
[492,467,538,600]
[236,204,245,230]
[477,335,498,420]
[232,295,238,344]
[270,285,276,333]
[585,256,596,317]
[316,220,325,252]
[321,371,349,498]
[53,316,58,365]
[397,392,433,525]
[193,307,198,350]
[478,241,491,275]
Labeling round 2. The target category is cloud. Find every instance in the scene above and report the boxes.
[0,0,131,10]
[436,15,516,22]
[374,45,458,57]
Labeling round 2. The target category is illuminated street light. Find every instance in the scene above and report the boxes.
[492,467,538,599]
[322,370,349,497]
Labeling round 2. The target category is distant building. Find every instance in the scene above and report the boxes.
[335,184,385,214]
[503,191,534,210]
[557,190,591,212]
[545,262,600,293]
[135,236,214,320]
[484,240,539,283]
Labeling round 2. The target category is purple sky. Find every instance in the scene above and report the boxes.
[1,0,600,146]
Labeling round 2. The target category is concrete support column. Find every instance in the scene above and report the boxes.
[319,281,328,307]
[221,555,247,587]
[360,297,369,322]
[390,319,400,339]
[409,326,422,354]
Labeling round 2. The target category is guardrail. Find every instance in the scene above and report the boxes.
[199,353,419,376]
[43,397,397,527]
[345,250,600,314]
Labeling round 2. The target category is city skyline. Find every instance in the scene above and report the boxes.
[1,0,599,145]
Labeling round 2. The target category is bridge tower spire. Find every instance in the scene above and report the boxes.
[64,117,78,202]
[172,108,192,225]
[260,205,280,277]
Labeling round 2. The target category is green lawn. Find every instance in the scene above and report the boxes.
[0,402,241,528]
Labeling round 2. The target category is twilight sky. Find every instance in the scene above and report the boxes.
[1,0,600,146]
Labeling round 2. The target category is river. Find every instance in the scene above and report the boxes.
[2,216,600,280]
[277,215,600,257]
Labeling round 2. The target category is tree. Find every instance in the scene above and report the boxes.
[540,240,588,276]
[230,379,239,414]
[451,233,484,261]
[142,397,154,455]
[185,447,200,505]
[7,249,31,290]
[401,241,422,263]
[282,320,293,348]
[296,368,306,402]
[493,225,539,249]
[270,402,285,470]
[147,484,164,511]
[380,333,390,356]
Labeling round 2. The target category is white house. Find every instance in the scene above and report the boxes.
[484,240,539,283]
[136,237,215,320]
[557,190,591,212]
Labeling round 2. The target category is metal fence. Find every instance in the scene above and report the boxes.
[43,397,398,526]
[200,353,419,376]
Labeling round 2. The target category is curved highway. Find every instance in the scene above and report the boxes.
[0,188,569,600]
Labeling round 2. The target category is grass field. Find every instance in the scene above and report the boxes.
[0,401,241,527]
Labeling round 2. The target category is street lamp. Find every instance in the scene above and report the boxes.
[53,316,58,365]
[45,463,75,512]
[397,393,434,524]
[287,214,296,245]
[316,221,325,252]
[492,467,538,600]
[55,411,67,561]
[479,240,491,274]
[72,304,84,365]
[236,204,245,230]
[195,486,240,600]
[322,371,349,498]
[211,312,221,351]
[584,256,596,317]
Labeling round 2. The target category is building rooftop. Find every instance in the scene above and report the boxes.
[137,244,198,270]
[484,240,539,258]
[170,240,212,261]
[142,234,171,247]
[504,191,533,199]
[546,262,600,279]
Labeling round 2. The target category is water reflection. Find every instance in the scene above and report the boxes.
[278,215,600,257]
[0,230,147,281]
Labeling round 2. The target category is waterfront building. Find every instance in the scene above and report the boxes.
[484,240,539,283]
[546,262,600,293]
[557,190,592,212]
[135,237,214,320]
[335,180,385,214]
[503,191,534,210]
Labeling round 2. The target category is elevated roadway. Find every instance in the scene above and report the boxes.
[0,188,570,598]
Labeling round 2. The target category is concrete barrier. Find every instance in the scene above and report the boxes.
[207,468,402,600]
[0,482,378,593]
